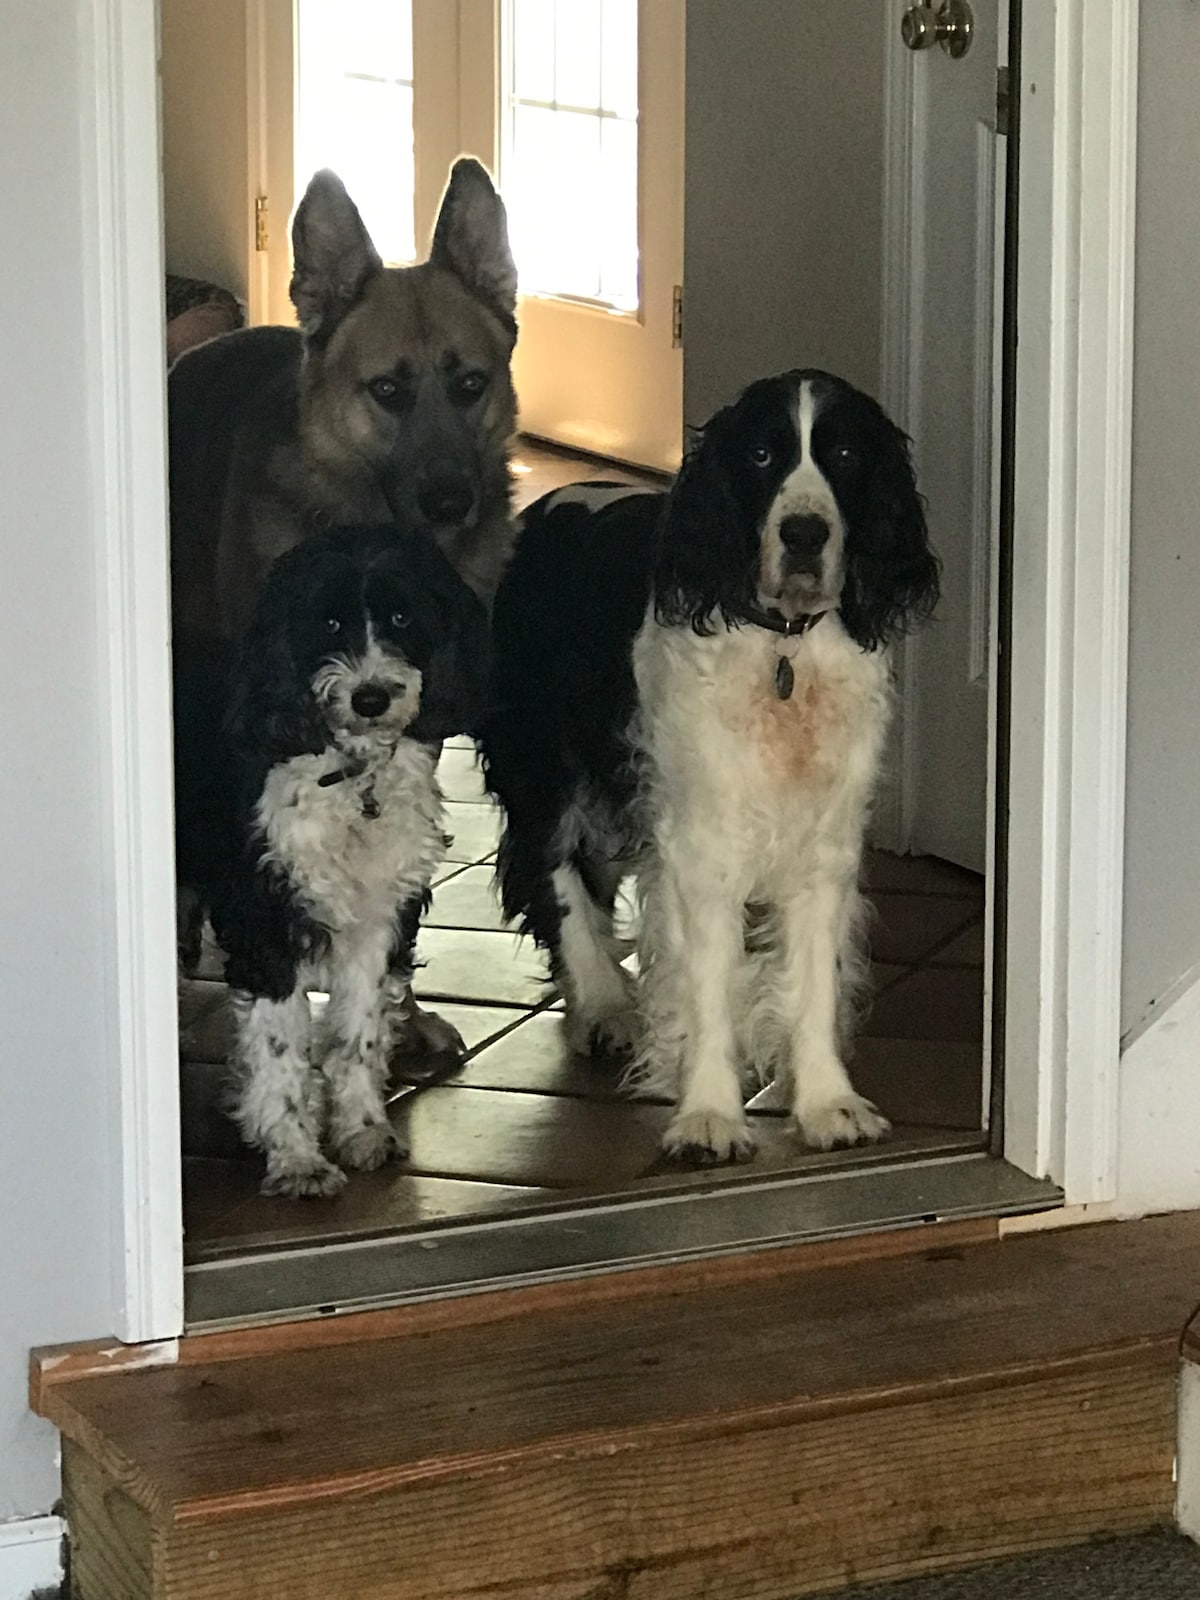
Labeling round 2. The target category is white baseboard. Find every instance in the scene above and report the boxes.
[1117,970,1200,1216]
[0,1516,64,1599]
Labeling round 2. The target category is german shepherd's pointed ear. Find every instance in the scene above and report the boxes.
[430,158,518,340]
[290,170,383,342]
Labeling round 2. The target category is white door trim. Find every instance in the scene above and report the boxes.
[882,1,1137,1203]
[81,0,184,1342]
[92,0,1137,1342]
[1003,0,1138,1201]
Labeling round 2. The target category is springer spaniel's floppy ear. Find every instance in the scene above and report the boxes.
[408,553,492,743]
[654,411,758,634]
[840,415,941,651]
[225,554,328,765]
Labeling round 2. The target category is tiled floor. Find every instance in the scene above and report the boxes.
[179,442,988,1262]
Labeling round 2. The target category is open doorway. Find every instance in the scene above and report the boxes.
[161,0,1049,1325]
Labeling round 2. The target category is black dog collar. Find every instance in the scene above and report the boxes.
[317,757,380,819]
[736,601,827,639]
[733,604,827,701]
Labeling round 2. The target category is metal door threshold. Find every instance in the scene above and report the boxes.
[185,1149,1061,1329]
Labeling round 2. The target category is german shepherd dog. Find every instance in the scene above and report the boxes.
[172,158,518,1059]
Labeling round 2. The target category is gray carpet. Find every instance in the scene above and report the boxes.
[816,1533,1200,1599]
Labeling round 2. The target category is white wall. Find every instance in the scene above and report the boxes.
[682,0,885,426]
[0,0,121,1520]
[1122,3,1200,1040]
[160,0,250,300]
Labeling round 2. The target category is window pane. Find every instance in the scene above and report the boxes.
[504,0,639,309]
[512,0,555,103]
[296,1,415,266]
[600,0,637,119]
[552,0,601,110]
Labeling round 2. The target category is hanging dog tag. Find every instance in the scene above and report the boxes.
[774,655,794,701]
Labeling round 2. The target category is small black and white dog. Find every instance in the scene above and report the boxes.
[482,370,939,1165]
[189,525,489,1196]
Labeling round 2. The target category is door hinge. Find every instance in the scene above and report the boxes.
[996,66,1011,137]
[255,194,269,252]
[671,284,684,349]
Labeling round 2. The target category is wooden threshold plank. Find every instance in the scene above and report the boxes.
[32,1216,996,1402]
[36,1214,1200,1527]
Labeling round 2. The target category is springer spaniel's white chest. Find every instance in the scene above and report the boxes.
[256,741,446,933]
[633,615,892,822]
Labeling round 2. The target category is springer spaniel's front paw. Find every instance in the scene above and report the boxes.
[662,1109,756,1167]
[388,996,467,1063]
[796,1091,890,1150]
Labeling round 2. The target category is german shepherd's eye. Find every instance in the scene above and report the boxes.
[389,610,411,630]
[749,444,773,468]
[454,371,489,405]
[368,376,399,405]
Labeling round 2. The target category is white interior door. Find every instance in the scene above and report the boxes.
[899,0,1006,872]
[497,0,685,472]
[684,0,1005,873]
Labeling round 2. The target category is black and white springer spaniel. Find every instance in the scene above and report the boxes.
[481,370,940,1165]
[184,525,489,1196]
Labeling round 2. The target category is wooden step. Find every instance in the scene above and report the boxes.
[35,1213,1200,1600]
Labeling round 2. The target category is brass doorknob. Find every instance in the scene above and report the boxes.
[901,0,974,59]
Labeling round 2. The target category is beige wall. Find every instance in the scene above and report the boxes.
[682,0,885,426]
[1122,4,1200,1036]
[160,0,250,301]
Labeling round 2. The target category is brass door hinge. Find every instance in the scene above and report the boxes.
[255,194,269,252]
[672,284,683,349]
[996,66,1011,136]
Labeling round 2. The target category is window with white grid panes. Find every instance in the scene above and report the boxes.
[502,0,639,311]
[294,1,416,266]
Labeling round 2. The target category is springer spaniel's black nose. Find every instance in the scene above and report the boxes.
[351,684,392,719]
[779,514,830,572]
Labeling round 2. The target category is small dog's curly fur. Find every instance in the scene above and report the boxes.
[179,524,489,1196]
[482,369,939,1165]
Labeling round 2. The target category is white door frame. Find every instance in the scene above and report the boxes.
[83,0,1137,1341]
[882,0,1138,1204]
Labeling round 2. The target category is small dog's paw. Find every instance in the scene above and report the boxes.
[566,1002,641,1063]
[796,1092,891,1150]
[662,1110,756,1167]
[261,1154,348,1198]
[334,1121,407,1172]
[390,1002,466,1063]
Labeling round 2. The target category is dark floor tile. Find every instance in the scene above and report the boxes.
[394,1083,669,1188]
[426,863,512,932]
[188,1171,554,1259]
[399,1000,532,1057]
[442,800,502,864]
[179,988,234,1064]
[867,894,982,967]
[436,743,489,804]
[863,966,985,1043]
[930,918,987,967]
[182,1156,262,1240]
[450,1011,663,1101]
[414,926,550,1006]
[865,850,984,899]
[851,1037,984,1131]
[180,1059,242,1160]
